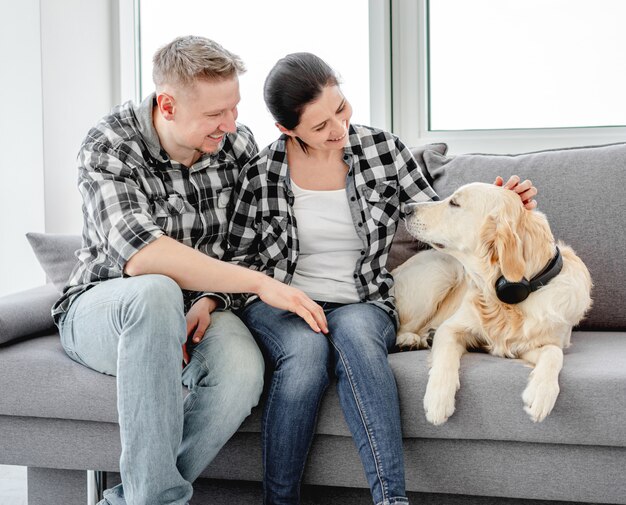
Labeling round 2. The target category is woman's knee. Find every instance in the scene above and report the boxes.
[270,336,331,402]
[329,304,396,350]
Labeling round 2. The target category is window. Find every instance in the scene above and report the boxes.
[138,0,372,148]
[390,0,626,153]
[428,0,626,131]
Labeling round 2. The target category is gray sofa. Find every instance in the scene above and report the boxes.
[1,142,625,505]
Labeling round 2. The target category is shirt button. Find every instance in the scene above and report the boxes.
[353,273,358,279]
[360,250,365,255]
[358,222,363,227]
[350,196,356,202]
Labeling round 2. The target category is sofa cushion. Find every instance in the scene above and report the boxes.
[0,284,58,344]
[386,143,447,272]
[2,330,624,449]
[26,233,81,292]
[422,142,626,330]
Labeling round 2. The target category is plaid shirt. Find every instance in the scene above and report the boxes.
[52,93,257,322]
[225,124,438,324]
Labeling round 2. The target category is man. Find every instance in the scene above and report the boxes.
[52,36,327,505]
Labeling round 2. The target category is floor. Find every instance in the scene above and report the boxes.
[0,465,27,505]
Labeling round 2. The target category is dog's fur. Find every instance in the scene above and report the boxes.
[393,183,592,424]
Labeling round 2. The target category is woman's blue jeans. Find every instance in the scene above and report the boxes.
[241,300,408,505]
[58,274,264,505]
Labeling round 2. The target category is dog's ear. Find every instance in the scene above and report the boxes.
[519,209,555,267]
[481,212,526,281]
[494,216,526,282]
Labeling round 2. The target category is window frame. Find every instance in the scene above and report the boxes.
[391,0,626,154]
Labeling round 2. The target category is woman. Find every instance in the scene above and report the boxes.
[227,53,536,505]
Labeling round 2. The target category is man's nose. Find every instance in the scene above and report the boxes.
[220,110,237,133]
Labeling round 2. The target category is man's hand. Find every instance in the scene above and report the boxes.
[257,277,329,334]
[182,297,218,365]
[494,175,538,210]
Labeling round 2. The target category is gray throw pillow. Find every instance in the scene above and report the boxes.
[386,143,447,272]
[26,233,81,292]
[422,142,626,330]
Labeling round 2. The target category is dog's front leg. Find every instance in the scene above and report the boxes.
[520,344,564,422]
[423,322,467,425]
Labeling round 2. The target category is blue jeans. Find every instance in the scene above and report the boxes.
[241,300,408,505]
[58,274,264,505]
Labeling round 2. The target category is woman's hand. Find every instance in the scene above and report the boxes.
[494,175,538,210]
[257,277,329,334]
[183,296,219,364]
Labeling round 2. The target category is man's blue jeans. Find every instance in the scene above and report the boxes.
[58,274,264,505]
[241,300,408,505]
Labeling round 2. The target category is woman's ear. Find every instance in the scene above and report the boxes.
[276,122,296,137]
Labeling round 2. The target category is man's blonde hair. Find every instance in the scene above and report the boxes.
[152,35,245,88]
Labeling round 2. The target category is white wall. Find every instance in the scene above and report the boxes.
[0,0,117,296]
[0,0,46,296]
[40,0,117,234]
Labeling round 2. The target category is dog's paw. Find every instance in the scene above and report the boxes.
[396,332,430,350]
[423,376,457,425]
[522,374,559,423]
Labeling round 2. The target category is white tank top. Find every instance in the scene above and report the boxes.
[290,179,363,303]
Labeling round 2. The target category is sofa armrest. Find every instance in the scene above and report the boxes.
[0,284,58,345]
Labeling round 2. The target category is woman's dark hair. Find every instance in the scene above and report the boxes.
[264,52,340,151]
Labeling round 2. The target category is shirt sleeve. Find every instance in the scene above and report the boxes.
[187,125,260,311]
[223,160,266,308]
[394,136,440,216]
[231,123,259,168]
[78,141,164,271]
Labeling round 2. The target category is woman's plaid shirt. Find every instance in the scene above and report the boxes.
[52,94,257,322]
[225,124,439,324]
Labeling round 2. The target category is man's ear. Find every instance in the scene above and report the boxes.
[156,93,175,120]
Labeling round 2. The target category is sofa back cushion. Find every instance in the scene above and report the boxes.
[421,142,626,330]
[386,143,447,272]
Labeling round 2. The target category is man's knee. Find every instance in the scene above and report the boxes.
[120,274,186,346]
[123,274,184,317]
[187,312,265,398]
[124,274,183,308]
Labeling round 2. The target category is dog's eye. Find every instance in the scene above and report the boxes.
[449,199,460,207]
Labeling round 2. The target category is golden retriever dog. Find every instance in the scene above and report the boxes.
[393,182,592,425]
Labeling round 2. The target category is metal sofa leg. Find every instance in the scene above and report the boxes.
[87,470,107,504]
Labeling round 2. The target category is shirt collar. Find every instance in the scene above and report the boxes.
[344,124,363,157]
[134,92,233,168]
[134,92,169,163]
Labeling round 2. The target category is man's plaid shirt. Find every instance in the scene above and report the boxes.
[225,124,439,324]
[52,93,257,322]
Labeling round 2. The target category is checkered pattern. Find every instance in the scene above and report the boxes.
[226,124,438,322]
[52,94,258,321]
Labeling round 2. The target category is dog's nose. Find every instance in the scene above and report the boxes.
[404,203,419,216]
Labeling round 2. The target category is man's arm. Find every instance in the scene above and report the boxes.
[125,235,327,333]
[79,141,326,333]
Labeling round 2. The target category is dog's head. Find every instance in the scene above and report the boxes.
[404,182,554,283]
